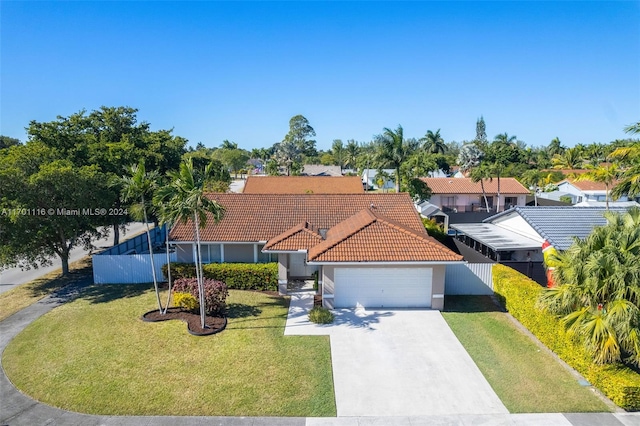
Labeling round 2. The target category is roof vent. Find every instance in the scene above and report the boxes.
[319,228,328,239]
[370,203,376,209]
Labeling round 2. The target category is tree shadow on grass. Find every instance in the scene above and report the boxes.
[75,283,154,304]
[444,295,504,313]
[226,303,262,319]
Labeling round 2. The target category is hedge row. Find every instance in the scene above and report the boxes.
[162,262,278,291]
[493,264,640,411]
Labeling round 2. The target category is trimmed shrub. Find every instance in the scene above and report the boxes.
[493,264,640,411]
[308,306,334,324]
[163,262,278,291]
[173,292,199,312]
[172,278,229,316]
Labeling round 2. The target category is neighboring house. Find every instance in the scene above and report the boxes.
[242,175,364,194]
[420,177,529,213]
[169,193,463,310]
[449,206,632,285]
[362,169,395,191]
[301,164,343,176]
[557,179,639,205]
[414,200,449,231]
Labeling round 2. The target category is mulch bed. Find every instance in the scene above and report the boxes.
[141,307,227,336]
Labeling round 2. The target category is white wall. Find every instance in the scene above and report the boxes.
[444,263,493,295]
[93,252,177,284]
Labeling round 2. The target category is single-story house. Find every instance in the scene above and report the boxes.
[169,193,463,309]
[362,169,395,191]
[242,175,364,194]
[420,177,530,213]
[450,206,632,284]
[557,179,640,205]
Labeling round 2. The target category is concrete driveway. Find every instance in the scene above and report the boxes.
[285,293,508,417]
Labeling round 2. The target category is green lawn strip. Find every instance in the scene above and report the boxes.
[3,287,336,417]
[0,257,93,322]
[442,296,609,413]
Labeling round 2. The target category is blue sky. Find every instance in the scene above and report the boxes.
[2,1,639,151]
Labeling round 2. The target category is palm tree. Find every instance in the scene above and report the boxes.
[539,208,640,366]
[491,133,518,212]
[344,140,360,171]
[521,169,543,207]
[332,139,345,172]
[547,137,565,157]
[551,147,584,170]
[421,129,447,155]
[120,162,162,312]
[470,164,493,212]
[155,158,225,328]
[609,123,640,200]
[376,125,419,192]
[274,140,301,176]
[575,164,621,209]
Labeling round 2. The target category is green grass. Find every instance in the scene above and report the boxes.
[0,257,92,322]
[3,287,336,417]
[443,296,610,413]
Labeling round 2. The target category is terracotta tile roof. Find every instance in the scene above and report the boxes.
[420,177,530,195]
[243,176,364,194]
[561,179,610,191]
[169,193,425,243]
[263,222,323,251]
[307,209,463,263]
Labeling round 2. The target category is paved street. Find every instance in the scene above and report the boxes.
[0,222,148,294]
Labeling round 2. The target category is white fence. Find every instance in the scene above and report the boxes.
[445,263,493,295]
[93,252,177,284]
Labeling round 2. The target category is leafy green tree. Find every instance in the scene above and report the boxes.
[0,143,114,275]
[539,208,640,366]
[274,139,302,176]
[375,125,419,192]
[220,140,238,150]
[265,159,280,176]
[489,133,519,212]
[214,148,249,178]
[475,116,488,147]
[420,129,447,154]
[457,143,483,174]
[0,136,21,149]
[404,178,432,203]
[283,115,317,159]
[119,162,162,311]
[155,159,225,328]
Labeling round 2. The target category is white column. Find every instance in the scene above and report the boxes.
[220,243,225,263]
[254,244,258,263]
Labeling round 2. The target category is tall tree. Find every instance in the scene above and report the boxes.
[0,143,114,275]
[552,147,584,170]
[0,136,21,149]
[488,133,518,212]
[576,164,621,209]
[274,140,302,176]
[421,129,447,155]
[610,123,640,200]
[375,125,419,192]
[283,115,317,159]
[539,208,640,366]
[155,159,225,328]
[120,162,162,311]
[470,164,493,212]
[332,139,346,171]
[475,116,488,146]
[521,169,543,207]
[344,140,360,170]
[547,137,565,157]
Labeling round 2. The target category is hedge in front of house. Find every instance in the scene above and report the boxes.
[163,262,278,291]
[493,263,640,411]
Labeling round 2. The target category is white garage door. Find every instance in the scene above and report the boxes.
[334,267,432,308]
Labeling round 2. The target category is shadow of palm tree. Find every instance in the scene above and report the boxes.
[69,283,152,304]
[330,309,395,330]
[226,303,262,318]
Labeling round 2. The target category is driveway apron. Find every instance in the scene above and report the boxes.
[285,293,508,417]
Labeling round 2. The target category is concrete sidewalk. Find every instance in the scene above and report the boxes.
[1,288,638,425]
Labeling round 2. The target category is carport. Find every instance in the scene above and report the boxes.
[450,223,541,262]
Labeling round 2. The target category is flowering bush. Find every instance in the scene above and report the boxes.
[173,278,229,316]
[173,292,199,312]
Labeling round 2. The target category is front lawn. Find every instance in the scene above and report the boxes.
[443,296,610,413]
[3,286,336,416]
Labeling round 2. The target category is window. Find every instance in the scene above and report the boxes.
[200,244,221,263]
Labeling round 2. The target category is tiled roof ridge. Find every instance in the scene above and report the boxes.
[263,221,321,250]
[308,209,378,260]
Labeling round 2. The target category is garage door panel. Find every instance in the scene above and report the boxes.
[334,267,432,308]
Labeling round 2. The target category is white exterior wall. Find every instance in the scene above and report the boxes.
[444,263,493,295]
[93,252,177,284]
